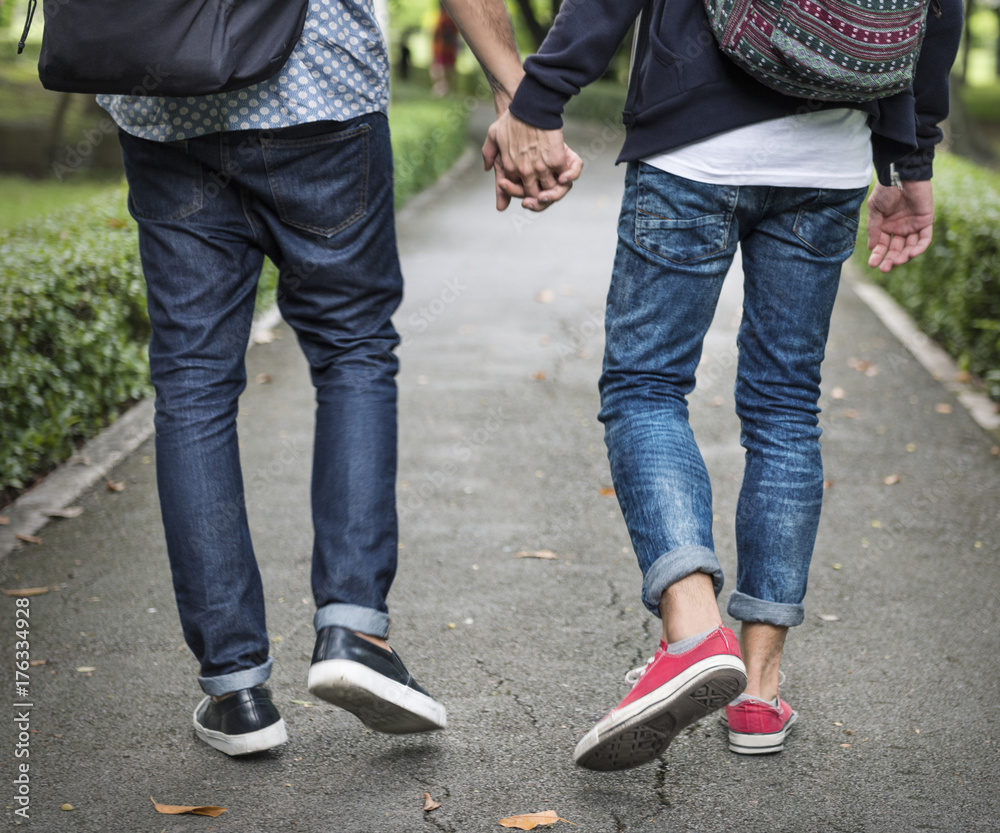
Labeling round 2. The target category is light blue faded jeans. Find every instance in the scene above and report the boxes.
[599,163,867,628]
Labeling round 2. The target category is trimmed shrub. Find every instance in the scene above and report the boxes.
[859,153,1000,399]
[0,191,150,491]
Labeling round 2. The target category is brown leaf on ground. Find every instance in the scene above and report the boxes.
[599,487,615,497]
[514,550,558,560]
[106,480,125,492]
[882,473,901,485]
[151,797,227,817]
[531,370,547,381]
[2,586,51,596]
[842,409,860,419]
[15,533,42,545]
[535,290,556,304]
[44,506,84,519]
[935,403,953,414]
[422,793,441,812]
[256,372,274,385]
[0,515,9,525]
[499,811,575,830]
[831,387,847,400]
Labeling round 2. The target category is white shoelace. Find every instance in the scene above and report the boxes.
[624,656,656,686]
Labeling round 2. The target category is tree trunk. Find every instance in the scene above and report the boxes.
[512,0,550,50]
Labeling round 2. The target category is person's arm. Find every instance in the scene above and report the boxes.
[440,0,523,113]
[441,0,582,210]
[483,0,644,210]
[867,0,963,272]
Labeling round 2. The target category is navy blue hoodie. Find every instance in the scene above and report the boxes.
[508,0,964,185]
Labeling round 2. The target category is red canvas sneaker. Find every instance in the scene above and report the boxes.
[573,626,746,771]
[725,696,797,754]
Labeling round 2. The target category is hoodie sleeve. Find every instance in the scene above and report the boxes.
[508,0,648,129]
[873,0,964,184]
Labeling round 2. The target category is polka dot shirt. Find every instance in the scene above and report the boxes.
[98,0,389,141]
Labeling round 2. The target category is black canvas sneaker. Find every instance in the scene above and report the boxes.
[307,626,446,733]
[192,685,288,756]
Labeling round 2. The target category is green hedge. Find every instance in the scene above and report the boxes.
[0,100,470,496]
[0,192,150,491]
[858,153,1000,400]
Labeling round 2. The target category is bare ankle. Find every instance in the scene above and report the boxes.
[658,572,722,644]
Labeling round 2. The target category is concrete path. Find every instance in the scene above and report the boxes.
[2,118,998,832]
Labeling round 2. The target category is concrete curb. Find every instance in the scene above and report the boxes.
[844,262,1000,441]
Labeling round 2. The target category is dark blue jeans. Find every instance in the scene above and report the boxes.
[120,115,402,696]
[600,163,868,628]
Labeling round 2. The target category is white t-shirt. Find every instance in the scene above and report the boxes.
[643,108,873,189]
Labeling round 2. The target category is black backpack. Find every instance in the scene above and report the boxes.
[18,0,309,96]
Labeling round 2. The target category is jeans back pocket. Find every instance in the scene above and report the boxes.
[262,122,370,238]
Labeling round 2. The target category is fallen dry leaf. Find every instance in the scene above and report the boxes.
[423,793,441,812]
[531,370,547,381]
[44,506,84,519]
[599,487,615,497]
[29,659,47,667]
[151,798,226,817]
[842,409,860,419]
[15,533,42,545]
[831,387,847,400]
[256,372,274,385]
[77,666,96,673]
[935,403,952,414]
[106,480,125,492]
[0,515,9,525]
[499,811,575,830]
[2,586,51,596]
[514,550,558,560]
[535,290,556,304]
[818,614,840,622]
[882,473,901,486]
[60,803,74,811]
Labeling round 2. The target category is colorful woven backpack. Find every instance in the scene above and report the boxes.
[704,0,932,102]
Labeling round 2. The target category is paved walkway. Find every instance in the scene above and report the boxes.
[2,118,998,832]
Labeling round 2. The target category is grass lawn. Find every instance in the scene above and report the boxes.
[0,175,122,230]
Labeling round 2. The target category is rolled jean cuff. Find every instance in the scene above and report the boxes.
[198,656,273,697]
[641,545,724,616]
[314,603,390,639]
[726,590,805,627]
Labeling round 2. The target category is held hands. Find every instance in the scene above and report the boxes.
[866,179,934,273]
[482,109,584,212]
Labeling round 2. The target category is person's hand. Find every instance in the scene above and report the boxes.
[866,179,934,273]
[482,109,583,212]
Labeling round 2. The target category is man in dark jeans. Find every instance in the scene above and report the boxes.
[485,0,962,769]
[101,0,580,756]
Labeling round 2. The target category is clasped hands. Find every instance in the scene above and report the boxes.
[482,109,584,212]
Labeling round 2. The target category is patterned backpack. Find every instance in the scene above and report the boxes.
[704,0,932,102]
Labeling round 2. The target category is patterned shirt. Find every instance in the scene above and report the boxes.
[98,0,389,141]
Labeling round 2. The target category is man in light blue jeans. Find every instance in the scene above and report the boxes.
[485,0,962,769]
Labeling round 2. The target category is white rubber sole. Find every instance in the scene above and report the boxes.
[192,699,288,756]
[308,659,446,734]
[574,654,746,771]
[728,710,797,755]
